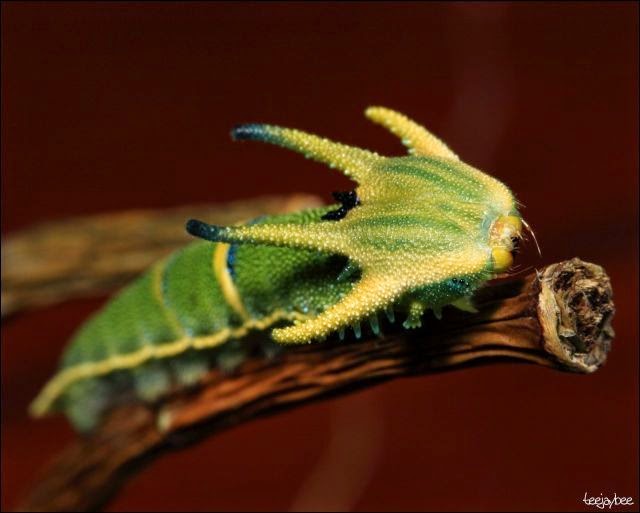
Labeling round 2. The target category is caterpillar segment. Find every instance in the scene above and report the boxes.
[31,106,525,432]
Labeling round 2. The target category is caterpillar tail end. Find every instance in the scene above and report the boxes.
[28,394,50,418]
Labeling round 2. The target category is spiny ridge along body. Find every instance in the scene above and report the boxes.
[189,106,524,343]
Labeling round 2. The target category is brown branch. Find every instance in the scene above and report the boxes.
[18,258,615,512]
[1,194,323,317]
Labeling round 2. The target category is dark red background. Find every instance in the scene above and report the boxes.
[2,3,638,511]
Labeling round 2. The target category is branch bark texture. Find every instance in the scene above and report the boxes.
[18,258,615,512]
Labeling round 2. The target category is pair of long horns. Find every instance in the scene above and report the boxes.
[187,106,458,249]
[229,106,458,183]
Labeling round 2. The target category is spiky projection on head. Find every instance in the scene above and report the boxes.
[188,106,524,344]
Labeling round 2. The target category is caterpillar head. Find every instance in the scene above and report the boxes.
[489,215,523,272]
[188,106,529,343]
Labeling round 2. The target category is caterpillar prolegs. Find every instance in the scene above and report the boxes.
[30,106,525,432]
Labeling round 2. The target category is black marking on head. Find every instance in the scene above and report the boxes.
[186,219,221,241]
[511,236,521,255]
[332,190,359,209]
[321,208,348,221]
[321,190,361,221]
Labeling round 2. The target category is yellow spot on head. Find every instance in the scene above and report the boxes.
[489,215,522,273]
[490,215,522,246]
[502,215,522,234]
[491,247,513,273]
[491,215,522,241]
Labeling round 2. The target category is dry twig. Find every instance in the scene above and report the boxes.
[18,258,614,512]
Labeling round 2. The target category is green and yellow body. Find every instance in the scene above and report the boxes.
[30,106,525,432]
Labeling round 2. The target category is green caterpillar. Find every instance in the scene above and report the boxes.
[30,106,526,432]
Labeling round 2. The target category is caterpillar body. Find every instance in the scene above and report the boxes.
[30,106,525,432]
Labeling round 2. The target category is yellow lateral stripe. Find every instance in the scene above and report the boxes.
[29,310,308,417]
[151,260,187,337]
[213,242,251,321]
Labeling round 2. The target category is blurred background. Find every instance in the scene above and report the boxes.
[2,2,638,511]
